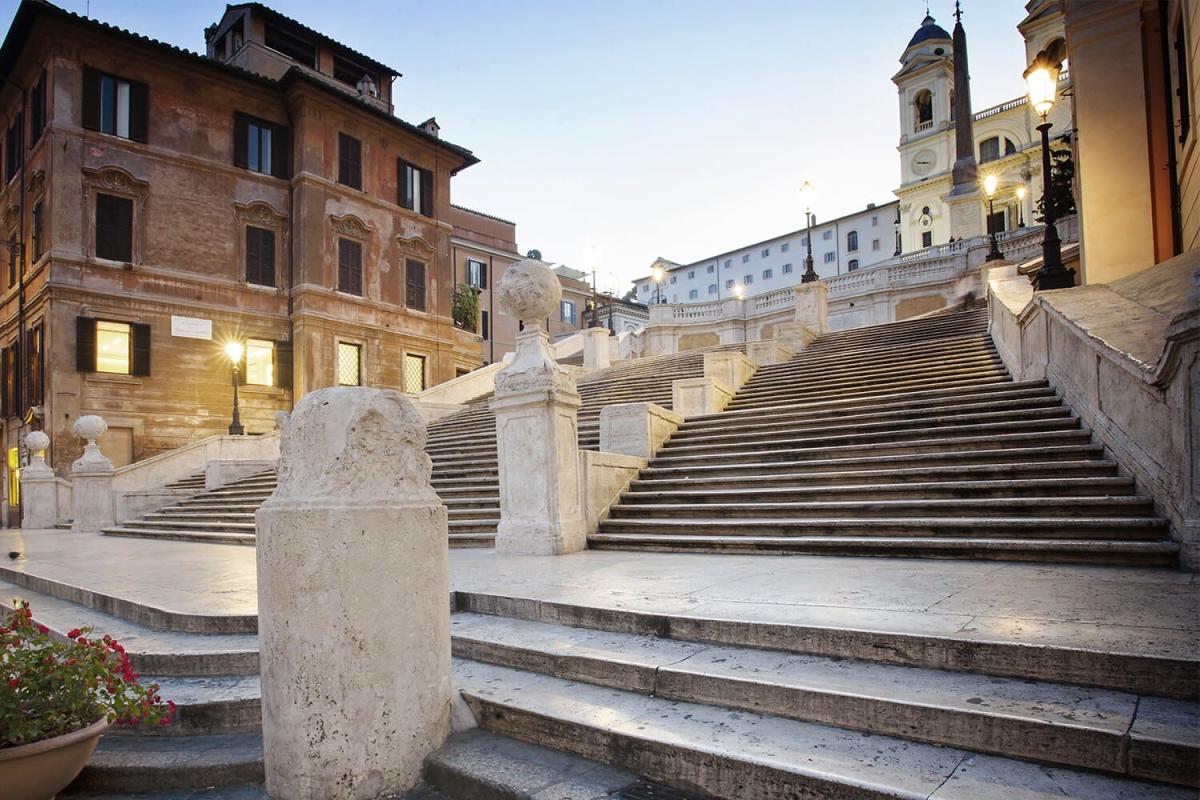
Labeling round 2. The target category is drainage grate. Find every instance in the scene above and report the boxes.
[611,779,712,800]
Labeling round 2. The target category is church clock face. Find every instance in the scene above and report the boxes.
[918,213,934,230]
[911,149,936,177]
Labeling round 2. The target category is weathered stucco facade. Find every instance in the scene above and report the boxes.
[0,1,486,523]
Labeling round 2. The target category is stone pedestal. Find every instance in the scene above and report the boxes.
[778,281,829,351]
[580,326,612,371]
[704,351,756,391]
[947,188,985,241]
[256,387,450,799]
[21,431,57,530]
[672,376,734,418]
[71,416,114,533]
[599,402,682,459]
[747,341,795,366]
[490,327,587,555]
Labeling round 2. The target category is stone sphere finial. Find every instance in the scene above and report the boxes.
[75,415,108,442]
[495,259,561,325]
[25,431,49,452]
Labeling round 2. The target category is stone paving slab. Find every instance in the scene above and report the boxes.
[3,530,1197,662]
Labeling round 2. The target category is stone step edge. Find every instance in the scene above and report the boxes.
[67,732,264,794]
[451,590,1199,699]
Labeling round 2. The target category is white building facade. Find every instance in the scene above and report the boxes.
[632,201,900,305]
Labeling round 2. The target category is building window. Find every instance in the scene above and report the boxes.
[264,23,316,66]
[847,231,858,251]
[337,342,362,386]
[922,231,933,248]
[872,239,881,251]
[95,193,133,262]
[872,216,879,227]
[246,226,276,287]
[706,264,715,273]
[561,300,577,324]
[234,113,288,177]
[822,230,832,241]
[467,258,487,288]
[338,133,362,189]
[398,160,432,216]
[245,339,275,386]
[334,56,377,92]
[76,317,149,375]
[762,269,772,279]
[669,275,676,284]
[914,89,933,131]
[338,238,362,296]
[987,210,1005,235]
[480,309,490,340]
[782,263,793,274]
[404,353,426,393]
[688,289,698,300]
[708,284,717,294]
[761,248,769,257]
[724,259,731,268]
[848,259,860,271]
[823,252,835,263]
[82,68,148,143]
[31,203,42,262]
[405,259,426,311]
[979,136,1017,163]
[725,279,734,289]
[744,274,753,285]
[781,243,789,252]
[640,284,649,293]
[4,114,22,181]
[741,254,750,263]
[687,270,694,279]
[29,70,46,145]
[26,323,43,407]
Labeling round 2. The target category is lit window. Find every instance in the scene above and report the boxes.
[337,342,361,386]
[404,353,426,393]
[96,320,131,374]
[245,339,274,386]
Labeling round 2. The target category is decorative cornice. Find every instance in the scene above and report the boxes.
[397,233,436,257]
[81,165,149,194]
[235,200,287,227]
[330,213,372,239]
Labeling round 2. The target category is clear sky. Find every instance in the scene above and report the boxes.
[5,0,1037,294]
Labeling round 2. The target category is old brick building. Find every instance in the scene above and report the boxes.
[0,0,498,520]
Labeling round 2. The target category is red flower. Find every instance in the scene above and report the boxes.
[35,624,48,635]
[67,628,82,639]
[6,677,18,688]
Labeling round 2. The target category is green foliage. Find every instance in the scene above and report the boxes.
[1,602,173,748]
[1035,135,1077,223]
[452,284,480,333]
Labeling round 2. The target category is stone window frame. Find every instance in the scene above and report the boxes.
[402,348,429,394]
[396,233,435,315]
[335,336,366,386]
[81,166,148,266]
[330,213,374,298]
[235,201,287,290]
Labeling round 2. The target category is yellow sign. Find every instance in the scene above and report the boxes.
[7,447,19,507]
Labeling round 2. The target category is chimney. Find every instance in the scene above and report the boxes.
[419,117,440,138]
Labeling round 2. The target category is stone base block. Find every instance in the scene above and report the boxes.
[672,377,734,418]
[579,450,647,533]
[599,402,683,459]
[256,502,451,799]
[20,475,59,529]
[71,471,114,533]
[776,321,820,352]
[703,351,756,391]
[747,340,796,366]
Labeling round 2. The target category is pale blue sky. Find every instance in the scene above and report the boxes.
[6,0,1036,293]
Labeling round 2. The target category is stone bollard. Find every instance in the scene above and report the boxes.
[71,416,114,533]
[490,259,586,555]
[21,431,58,530]
[256,387,450,799]
[580,326,612,371]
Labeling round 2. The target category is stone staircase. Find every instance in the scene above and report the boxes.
[2,566,1188,799]
[102,347,740,548]
[593,307,1178,566]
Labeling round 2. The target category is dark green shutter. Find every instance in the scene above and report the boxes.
[420,167,433,216]
[81,68,100,131]
[131,322,151,376]
[274,340,292,390]
[233,112,249,169]
[76,317,96,372]
[129,80,149,143]
[272,123,290,178]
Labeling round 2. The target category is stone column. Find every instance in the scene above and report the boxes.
[71,416,114,533]
[21,431,58,530]
[256,387,450,799]
[490,259,587,555]
[580,326,612,371]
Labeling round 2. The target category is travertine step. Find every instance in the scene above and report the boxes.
[67,733,263,793]
[608,496,1156,518]
[621,476,1137,501]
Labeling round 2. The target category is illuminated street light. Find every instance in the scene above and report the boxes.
[799,181,818,283]
[224,340,245,435]
[982,174,1003,262]
[1024,43,1074,290]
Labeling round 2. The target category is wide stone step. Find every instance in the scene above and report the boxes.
[728,371,1011,408]
[151,511,257,521]
[618,481,1144,504]
[630,460,1122,490]
[102,527,257,546]
[454,659,1195,800]
[726,376,1015,412]
[588,533,1179,566]
[109,675,262,737]
[744,353,1007,393]
[767,339,998,374]
[447,507,499,519]
[117,519,256,532]
[449,612,1199,787]
[66,732,263,793]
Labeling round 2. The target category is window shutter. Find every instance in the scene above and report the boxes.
[350,243,362,295]
[396,159,404,206]
[406,259,426,311]
[129,80,149,143]
[261,228,275,286]
[420,168,433,217]
[76,316,96,372]
[82,68,101,131]
[245,227,259,284]
[233,112,249,169]
[271,123,290,178]
[1,346,9,418]
[274,340,292,390]
[338,239,350,291]
[131,322,151,376]
[115,197,133,262]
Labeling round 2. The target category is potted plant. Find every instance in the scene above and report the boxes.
[1,602,173,800]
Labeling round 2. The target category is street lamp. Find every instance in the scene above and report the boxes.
[1024,44,1075,290]
[651,265,666,305]
[983,174,1003,261]
[1016,185,1027,228]
[799,181,818,283]
[224,340,245,435]
[732,284,747,342]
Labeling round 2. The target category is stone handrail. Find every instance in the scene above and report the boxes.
[111,432,280,494]
[752,288,793,313]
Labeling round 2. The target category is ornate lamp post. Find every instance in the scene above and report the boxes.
[1024,46,1075,290]
[1016,185,1027,228]
[983,174,1004,261]
[732,283,747,342]
[224,341,245,435]
[651,265,666,304]
[893,209,902,256]
[799,181,818,283]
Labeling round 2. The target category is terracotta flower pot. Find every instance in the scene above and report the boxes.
[0,717,109,800]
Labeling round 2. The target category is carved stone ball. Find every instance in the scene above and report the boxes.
[75,415,108,441]
[495,259,562,324]
[24,431,49,452]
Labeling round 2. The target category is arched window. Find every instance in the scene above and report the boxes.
[980,136,1019,163]
[848,259,860,271]
[846,231,858,251]
[913,90,933,131]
